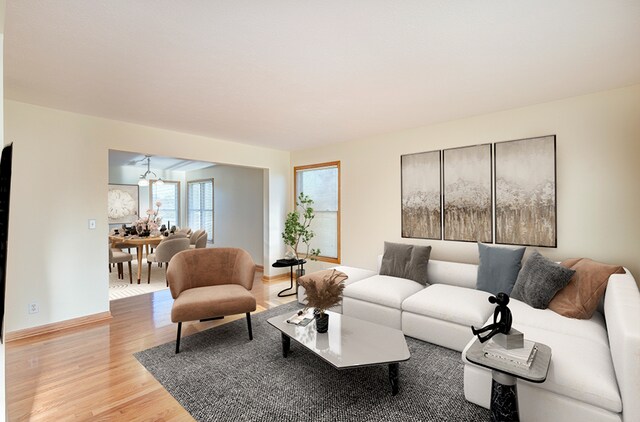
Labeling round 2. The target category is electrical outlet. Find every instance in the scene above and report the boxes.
[88,219,96,229]
[28,302,39,314]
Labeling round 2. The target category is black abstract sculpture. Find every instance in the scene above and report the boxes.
[471,293,513,343]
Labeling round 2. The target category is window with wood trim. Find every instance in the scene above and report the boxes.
[294,161,340,263]
[150,180,180,228]
[187,178,214,242]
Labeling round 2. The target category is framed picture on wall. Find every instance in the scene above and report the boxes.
[108,184,139,224]
[495,135,557,247]
[443,144,492,243]
[401,150,442,239]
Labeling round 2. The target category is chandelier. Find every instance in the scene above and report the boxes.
[138,155,164,187]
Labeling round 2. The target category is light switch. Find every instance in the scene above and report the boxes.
[88,219,96,229]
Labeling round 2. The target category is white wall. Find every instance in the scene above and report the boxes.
[186,165,264,265]
[4,101,290,333]
[292,85,640,284]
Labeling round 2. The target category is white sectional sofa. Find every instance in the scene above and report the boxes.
[298,258,640,422]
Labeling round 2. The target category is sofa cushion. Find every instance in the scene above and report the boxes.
[549,258,625,319]
[427,260,478,289]
[402,284,495,327]
[476,243,525,295]
[507,324,621,413]
[504,298,609,348]
[343,274,424,309]
[510,251,575,309]
[379,241,431,285]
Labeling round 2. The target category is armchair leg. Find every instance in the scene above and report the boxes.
[147,262,151,284]
[128,261,133,284]
[175,322,182,354]
[246,312,253,340]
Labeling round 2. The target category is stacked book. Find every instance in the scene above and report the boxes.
[483,339,538,368]
[286,309,315,326]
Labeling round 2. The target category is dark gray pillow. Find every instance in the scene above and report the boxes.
[511,251,576,309]
[379,241,431,285]
[476,243,526,295]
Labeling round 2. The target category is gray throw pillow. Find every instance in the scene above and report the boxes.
[511,251,576,309]
[476,243,526,295]
[379,241,431,285]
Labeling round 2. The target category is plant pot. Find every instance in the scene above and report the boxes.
[315,312,329,333]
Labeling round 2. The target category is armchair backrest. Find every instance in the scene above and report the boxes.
[167,248,256,299]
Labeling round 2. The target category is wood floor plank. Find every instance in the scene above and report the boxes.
[6,273,296,421]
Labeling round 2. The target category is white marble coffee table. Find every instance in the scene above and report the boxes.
[267,310,410,395]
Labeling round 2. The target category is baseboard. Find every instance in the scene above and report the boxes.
[256,265,264,273]
[262,273,290,282]
[6,311,113,342]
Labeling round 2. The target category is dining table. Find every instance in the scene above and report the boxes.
[109,235,163,283]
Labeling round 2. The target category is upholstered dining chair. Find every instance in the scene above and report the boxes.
[189,230,208,249]
[109,247,133,284]
[146,237,191,285]
[176,227,192,237]
[167,248,256,353]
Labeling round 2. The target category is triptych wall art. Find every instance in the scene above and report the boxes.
[401,135,557,247]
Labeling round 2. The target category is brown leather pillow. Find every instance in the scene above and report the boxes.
[548,258,625,319]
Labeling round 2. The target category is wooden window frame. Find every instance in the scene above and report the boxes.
[294,161,341,264]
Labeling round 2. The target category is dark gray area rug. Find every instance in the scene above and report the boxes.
[135,302,489,421]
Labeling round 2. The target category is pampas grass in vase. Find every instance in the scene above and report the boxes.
[297,269,346,333]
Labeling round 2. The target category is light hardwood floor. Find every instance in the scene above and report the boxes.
[6,273,296,421]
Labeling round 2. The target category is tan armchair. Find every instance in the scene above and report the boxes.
[146,237,191,285]
[167,248,256,353]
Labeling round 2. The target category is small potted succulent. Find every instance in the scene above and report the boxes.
[297,269,347,333]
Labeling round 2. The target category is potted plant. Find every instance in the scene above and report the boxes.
[297,269,346,333]
[282,192,321,262]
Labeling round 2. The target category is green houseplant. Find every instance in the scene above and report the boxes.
[282,192,321,261]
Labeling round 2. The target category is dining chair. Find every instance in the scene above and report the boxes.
[189,230,208,249]
[146,237,191,285]
[109,247,133,284]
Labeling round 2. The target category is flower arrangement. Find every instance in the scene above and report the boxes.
[136,201,162,234]
[298,269,347,315]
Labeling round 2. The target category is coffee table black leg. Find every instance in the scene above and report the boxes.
[281,333,291,358]
[388,363,399,396]
[490,371,519,422]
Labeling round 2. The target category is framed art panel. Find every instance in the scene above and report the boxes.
[401,150,441,239]
[495,135,557,247]
[108,184,139,224]
[443,144,492,242]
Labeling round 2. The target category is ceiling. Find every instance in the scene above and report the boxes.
[5,1,640,151]
[109,150,215,172]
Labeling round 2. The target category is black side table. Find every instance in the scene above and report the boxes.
[464,338,551,422]
[271,259,306,298]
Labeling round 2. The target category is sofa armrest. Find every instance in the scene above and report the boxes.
[604,269,640,422]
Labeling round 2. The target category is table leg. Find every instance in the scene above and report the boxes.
[277,266,296,297]
[136,246,144,284]
[490,371,519,422]
[281,333,290,358]
[388,363,399,396]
